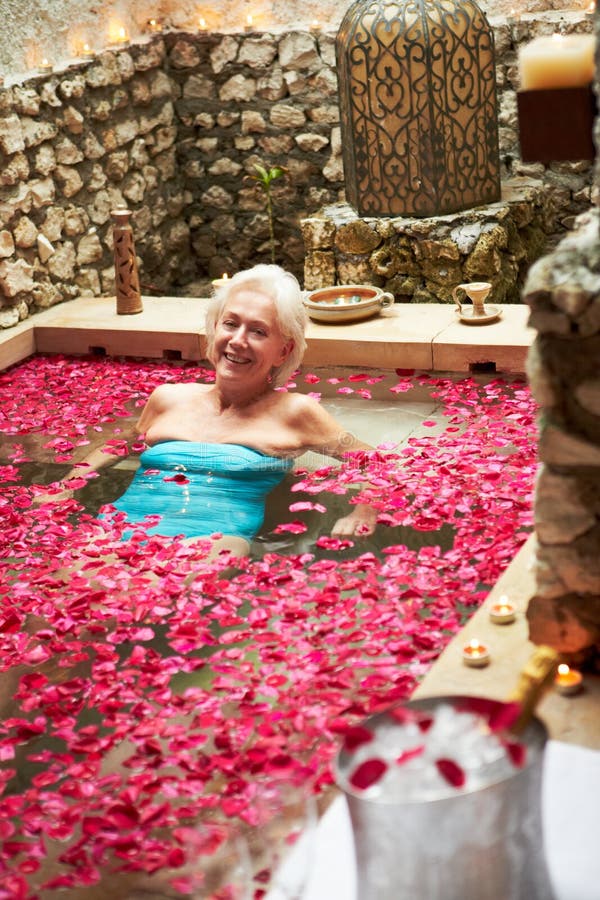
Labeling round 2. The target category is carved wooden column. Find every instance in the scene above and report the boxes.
[112,208,143,315]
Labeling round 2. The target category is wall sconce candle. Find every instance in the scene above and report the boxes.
[519,34,596,91]
[554,664,583,696]
[462,638,491,668]
[489,598,517,625]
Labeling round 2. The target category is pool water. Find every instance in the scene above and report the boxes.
[0,354,537,897]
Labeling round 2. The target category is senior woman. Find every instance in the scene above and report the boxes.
[56,264,377,557]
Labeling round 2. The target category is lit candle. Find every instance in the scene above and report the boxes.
[310,19,321,33]
[462,638,491,668]
[147,18,163,33]
[212,273,230,289]
[244,14,254,32]
[81,43,94,59]
[554,664,583,696]
[38,57,53,74]
[519,34,596,91]
[109,26,130,48]
[489,598,517,625]
[508,7,522,25]
[198,17,208,32]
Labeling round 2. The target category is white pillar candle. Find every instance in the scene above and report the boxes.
[519,34,596,91]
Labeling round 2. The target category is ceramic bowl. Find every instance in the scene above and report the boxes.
[303,285,394,324]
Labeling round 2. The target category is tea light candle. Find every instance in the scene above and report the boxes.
[198,17,208,32]
[554,664,583,696]
[38,58,53,74]
[519,34,596,91]
[81,43,95,58]
[147,18,163,33]
[489,598,516,625]
[310,19,321,33]
[462,638,491,668]
[244,14,254,32]
[109,27,130,49]
[212,273,230,289]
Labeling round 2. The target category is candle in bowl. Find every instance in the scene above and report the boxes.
[489,598,516,625]
[462,638,491,668]
[519,34,596,91]
[212,273,230,289]
[554,664,583,696]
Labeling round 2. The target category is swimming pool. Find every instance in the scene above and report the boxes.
[0,353,537,896]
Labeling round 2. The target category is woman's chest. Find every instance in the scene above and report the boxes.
[145,403,303,455]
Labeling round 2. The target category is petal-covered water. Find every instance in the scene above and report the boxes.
[0,355,537,896]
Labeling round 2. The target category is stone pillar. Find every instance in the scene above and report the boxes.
[524,212,600,662]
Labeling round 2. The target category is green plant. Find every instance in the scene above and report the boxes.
[246,163,286,264]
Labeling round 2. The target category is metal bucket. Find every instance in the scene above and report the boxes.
[334,696,555,900]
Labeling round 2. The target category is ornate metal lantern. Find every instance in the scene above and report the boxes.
[336,0,501,217]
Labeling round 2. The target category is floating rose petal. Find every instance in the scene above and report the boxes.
[396,745,425,765]
[343,726,374,752]
[349,758,388,790]
[503,739,527,768]
[435,758,466,788]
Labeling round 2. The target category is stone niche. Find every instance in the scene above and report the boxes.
[302,177,558,303]
[524,209,600,664]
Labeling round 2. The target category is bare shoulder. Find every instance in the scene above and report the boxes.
[147,381,209,407]
[278,390,327,425]
[278,391,344,449]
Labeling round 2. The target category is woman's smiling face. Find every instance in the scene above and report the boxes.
[213,288,292,386]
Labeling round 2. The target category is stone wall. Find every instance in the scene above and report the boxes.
[0,12,597,329]
[301,181,556,303]
[524,212,600,661]
[0,39,187,328]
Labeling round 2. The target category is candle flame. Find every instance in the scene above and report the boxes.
[199,16,207,28]
[469,638,481,650]
[222,273,229,280]
[246,14,253,26]
[108,21,129,44]
[41,57,50,65]
[557,663,570,676]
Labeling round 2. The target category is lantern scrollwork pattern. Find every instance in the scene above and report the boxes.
[336,0,501,217]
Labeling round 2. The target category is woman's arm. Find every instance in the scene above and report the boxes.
[33,410,145,504]
[289,395,379,538]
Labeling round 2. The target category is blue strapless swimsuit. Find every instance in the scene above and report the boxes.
[109,441,294,542]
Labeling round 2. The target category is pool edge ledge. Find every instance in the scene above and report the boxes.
[0,296,534,375]
[414,534,600,751]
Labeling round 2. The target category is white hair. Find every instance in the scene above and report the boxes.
[204,264,308,387]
